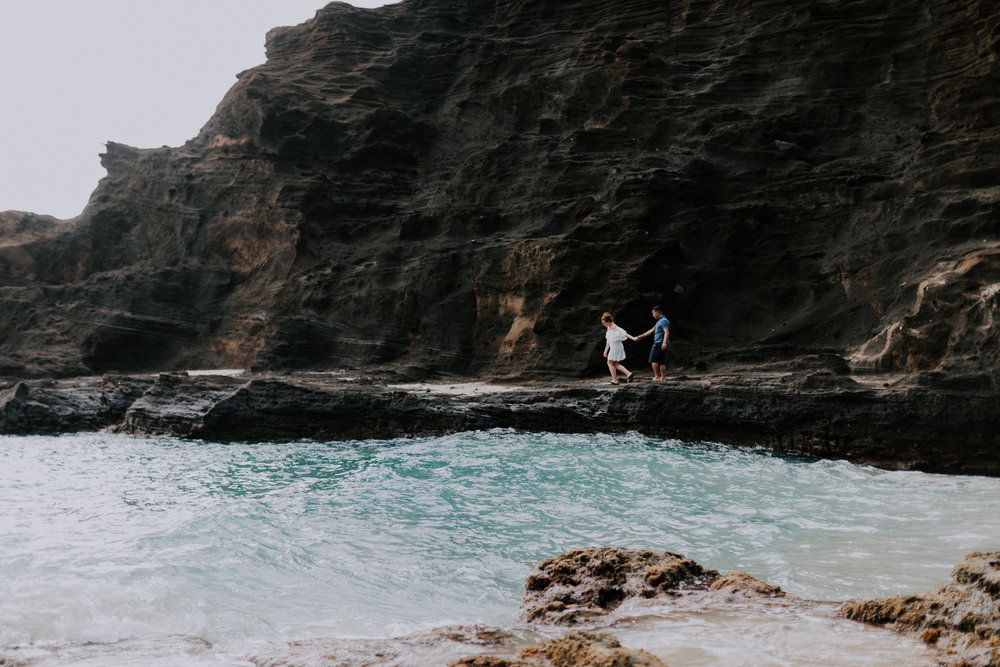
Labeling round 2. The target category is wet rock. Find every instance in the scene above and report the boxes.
[517,547,719,625]
[451,631,666,667]
[841,551,1000,666]
[709,571,792,600]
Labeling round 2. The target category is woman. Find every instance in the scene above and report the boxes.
[601,312,638,384]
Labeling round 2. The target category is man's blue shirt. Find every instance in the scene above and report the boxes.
[653,316,670,344]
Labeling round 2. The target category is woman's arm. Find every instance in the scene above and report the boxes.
[603,342,610,357]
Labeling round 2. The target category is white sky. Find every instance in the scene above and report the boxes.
[0,1,391,219]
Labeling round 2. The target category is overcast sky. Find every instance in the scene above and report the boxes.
[0,1,391,219]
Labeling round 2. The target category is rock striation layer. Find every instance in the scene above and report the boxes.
[0,0,998,387]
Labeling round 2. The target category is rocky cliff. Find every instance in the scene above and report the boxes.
[1,0,998,381]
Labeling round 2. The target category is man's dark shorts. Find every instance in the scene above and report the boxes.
[649,342,670,365]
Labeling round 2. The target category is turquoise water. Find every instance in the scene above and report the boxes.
[1,430,998,664]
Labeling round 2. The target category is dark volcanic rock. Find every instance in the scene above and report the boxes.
[2,368,997,476]
[841,551,1000,667]
[0,374,152,434]
[117,372,484,440]
[603,373,1000,475]
[0,0,998,386]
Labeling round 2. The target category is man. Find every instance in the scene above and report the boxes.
[637,306,670,381]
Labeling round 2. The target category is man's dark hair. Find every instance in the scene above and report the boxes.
[652,305,664,314]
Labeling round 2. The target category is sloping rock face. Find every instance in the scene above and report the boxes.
[1,0,999,379]
[842,551,1000,667]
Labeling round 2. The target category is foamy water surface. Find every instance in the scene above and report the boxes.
[2,430,998,665]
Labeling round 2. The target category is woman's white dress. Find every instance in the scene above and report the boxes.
[605,326,629,362]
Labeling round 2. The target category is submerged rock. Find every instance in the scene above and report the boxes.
[249,625,520,667]
[841,551,1000,667]
[451,631,665,667]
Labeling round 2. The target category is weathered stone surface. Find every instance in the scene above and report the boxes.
[451,631,666,667]
[0,0,998,390]
[841,551,1000,667]
[517,547,720,625]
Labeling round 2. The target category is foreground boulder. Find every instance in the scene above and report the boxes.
[841,551,1000,667]
[517,547,789,625]
[517,548,718,625]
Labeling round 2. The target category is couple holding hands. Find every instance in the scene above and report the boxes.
[601,306,671,384]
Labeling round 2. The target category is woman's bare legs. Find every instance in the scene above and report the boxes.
[608,360,632,383]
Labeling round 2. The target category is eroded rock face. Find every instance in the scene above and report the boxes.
[0,0,998,380]
[841,551,1000,666]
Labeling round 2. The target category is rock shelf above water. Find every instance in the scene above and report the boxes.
[0,365,997,476]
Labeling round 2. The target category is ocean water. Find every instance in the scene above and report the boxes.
[1,430,998,665]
